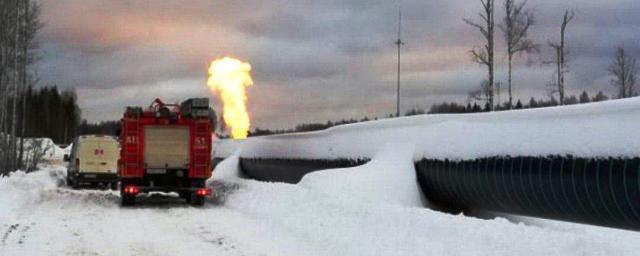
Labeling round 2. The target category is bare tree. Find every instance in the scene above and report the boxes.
[499,0,537,109]
[0,0,42,174]
[23,138,51,172]
[10,0,22,171]
[468,80,493,106]
[465,0,496,110]
[549,10,574,105]
[607,47,638,98]
[18,0,41,169]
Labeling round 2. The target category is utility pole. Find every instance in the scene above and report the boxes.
[395,8,404,117]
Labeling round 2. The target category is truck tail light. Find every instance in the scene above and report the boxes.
[124,186,139,195]
[196,188,211,197]
[75,158,80,168]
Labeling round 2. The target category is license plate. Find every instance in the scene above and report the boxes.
[147,169,166,174]
[84,174,96,178]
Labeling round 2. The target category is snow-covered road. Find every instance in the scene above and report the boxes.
[2,158,640,256]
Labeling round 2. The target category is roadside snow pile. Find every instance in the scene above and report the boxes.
[0,166,116,218]
[1,166,640,255]
[205,98,640,255]
[211,155,640,256]
[0,169,59,217]
[215,97,640,161]
[38,138,67,162]
[298,142,423,207]
[0,167,318,255]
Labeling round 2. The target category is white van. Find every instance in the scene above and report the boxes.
[65,135,120,189]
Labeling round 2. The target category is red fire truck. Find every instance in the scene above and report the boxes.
[119,98,213,206]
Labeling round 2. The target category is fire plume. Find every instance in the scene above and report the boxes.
[206,57,253,139]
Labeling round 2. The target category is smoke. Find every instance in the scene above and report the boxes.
[206,57,254,139]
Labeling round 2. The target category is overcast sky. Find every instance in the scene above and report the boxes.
[35,0,640,129]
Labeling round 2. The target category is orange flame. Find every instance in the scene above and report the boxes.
[206,57,254,139]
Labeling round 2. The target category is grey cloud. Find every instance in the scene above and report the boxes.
[34,0,640,129]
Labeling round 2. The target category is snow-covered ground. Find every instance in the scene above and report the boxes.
[1,158,640,256]
[3,99,640,255]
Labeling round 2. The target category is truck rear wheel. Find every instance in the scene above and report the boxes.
[121,194,136,206]
[120,185,136,206]
[191,194,205,207]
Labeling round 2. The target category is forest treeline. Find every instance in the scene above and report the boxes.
[427,90,610,114]
[247,90,613,137]
[1,86,81,144]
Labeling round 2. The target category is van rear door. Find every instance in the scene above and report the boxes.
[78,137,119,173]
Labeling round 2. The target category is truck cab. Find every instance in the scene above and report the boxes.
[119,98,213,206]
[65,135,120,189]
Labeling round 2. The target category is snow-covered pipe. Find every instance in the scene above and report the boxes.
[213,98,640,231]
[415,156,640,231]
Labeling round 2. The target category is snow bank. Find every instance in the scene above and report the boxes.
[0,164,639,255]
[298,141,423,207]
[0,167,312,256]
[211,156,640,256]
[208,98,640,244]
[39,138,68,162]
[215,98,640,161]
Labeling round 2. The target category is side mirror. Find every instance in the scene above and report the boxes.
[63,154,70,162]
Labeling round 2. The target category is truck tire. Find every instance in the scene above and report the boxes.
[121,195,135,206]
[120,185,136,206]
[191,194,205,207]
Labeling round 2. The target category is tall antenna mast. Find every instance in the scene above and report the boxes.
[395,7,405,117]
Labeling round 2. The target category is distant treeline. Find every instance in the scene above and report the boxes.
[78,120,120,137]
[427,90,610,114]
[247,90,613,137]
[249,117,376,137]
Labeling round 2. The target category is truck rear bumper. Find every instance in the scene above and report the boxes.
[136,186,203,194]
[72,172,119,183]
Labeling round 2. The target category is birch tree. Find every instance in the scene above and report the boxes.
[607,47,638,98]
[0,0,42,174]
[499,0,537,109]
[465,0,496,110]
[549,10,574,105]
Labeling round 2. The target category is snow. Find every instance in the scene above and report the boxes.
[3,99,640,255]
[0,167,312,255]
[216,97,640,161]
[39,138,69,163]
[1,159,640,255]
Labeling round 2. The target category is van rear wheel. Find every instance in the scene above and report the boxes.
[180,192,191,203]
[70,180,79,189]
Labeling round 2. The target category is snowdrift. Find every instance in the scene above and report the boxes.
[2,165,640,255]
[213,98,640,231]
[215,97,640,161]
